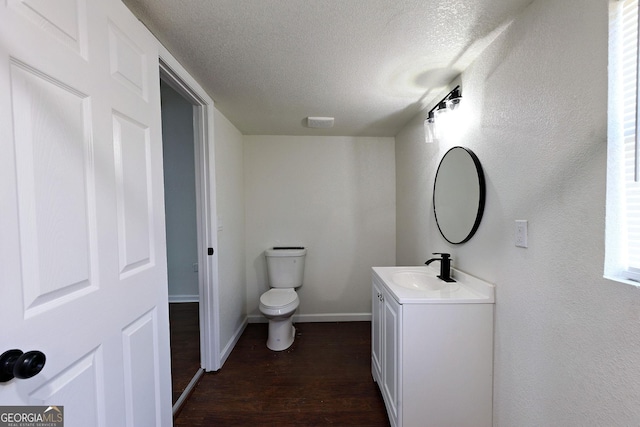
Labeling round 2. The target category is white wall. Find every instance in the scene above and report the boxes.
[214,108,247,355]
[396,0,640,424]
[244,135,395,321]
[160,81,199,300]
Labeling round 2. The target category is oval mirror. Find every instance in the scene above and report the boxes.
[433,146,486,244]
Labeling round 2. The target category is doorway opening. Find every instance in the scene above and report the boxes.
[160,80,201,409]
[159,56,221,416]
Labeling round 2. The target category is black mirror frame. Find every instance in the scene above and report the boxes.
[432,146,486,245]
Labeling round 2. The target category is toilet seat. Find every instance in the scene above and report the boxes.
[259,289,299,316]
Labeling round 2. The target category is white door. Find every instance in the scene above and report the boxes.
[0,0,172,426]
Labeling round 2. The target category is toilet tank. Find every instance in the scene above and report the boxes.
[265,247,306,288]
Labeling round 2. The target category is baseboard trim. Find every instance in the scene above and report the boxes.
[219,318,248,368]
[247,313,372,324]
[168,294,199,303]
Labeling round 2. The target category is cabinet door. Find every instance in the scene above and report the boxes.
[371,280,383,381]
[383,293,401,425]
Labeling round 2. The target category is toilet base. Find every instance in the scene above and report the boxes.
[266,317,296,351]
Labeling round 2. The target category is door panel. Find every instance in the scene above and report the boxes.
[29,349,105,426]
[371,280,382,380]
[10,61,98,317]
[108,21,148,100]
[113,110,154,277]
[383,298,399,422]
[0,1,172,425]
[122,310,161,426]
[8,0,89,59]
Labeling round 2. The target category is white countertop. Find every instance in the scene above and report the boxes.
[372,265,495,304]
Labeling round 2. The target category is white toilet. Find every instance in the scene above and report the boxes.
[259,247,306,351]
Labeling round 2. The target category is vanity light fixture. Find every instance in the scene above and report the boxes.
[424,111,438,144]
[435,100,448,116]
[424,85,462,143]
[446,87,462,110]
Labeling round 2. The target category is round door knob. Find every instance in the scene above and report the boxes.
[14,350,46,380]
[0,349,46,382]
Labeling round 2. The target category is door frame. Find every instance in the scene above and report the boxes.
[158,46,221,373]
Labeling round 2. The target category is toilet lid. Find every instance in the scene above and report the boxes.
[260,289,297,308]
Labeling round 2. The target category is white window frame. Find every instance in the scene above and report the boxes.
[606,0,640,285]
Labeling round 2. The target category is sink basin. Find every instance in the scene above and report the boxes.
[373,266,494,304]
[391,271,459,292]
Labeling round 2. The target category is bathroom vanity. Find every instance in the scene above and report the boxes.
[371,266,495,427]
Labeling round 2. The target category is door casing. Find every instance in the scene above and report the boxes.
[159,49,221,373]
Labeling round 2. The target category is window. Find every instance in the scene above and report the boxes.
[607,0,640,283]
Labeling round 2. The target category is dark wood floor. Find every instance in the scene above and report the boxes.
[174,321,390,426]
[169,302,201,405]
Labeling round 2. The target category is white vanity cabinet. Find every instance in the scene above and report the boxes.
[372,278,401,426]
[371,267,494,427]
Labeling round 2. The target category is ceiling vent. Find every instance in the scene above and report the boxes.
[306,116,334,129]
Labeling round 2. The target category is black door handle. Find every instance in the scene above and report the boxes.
[0,349,46,382]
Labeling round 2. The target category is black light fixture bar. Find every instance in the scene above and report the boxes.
[427,85,462,120]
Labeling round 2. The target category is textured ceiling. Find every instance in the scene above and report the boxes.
[123,0,533,136]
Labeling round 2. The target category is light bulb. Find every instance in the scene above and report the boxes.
[424,114,437,144]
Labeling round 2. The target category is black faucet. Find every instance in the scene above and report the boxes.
[425,253,456,282]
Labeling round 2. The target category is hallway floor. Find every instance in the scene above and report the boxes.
[169,302,201,405]
[174,321,390,426]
